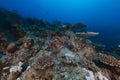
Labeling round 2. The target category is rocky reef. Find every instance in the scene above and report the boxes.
[0,9,120,80]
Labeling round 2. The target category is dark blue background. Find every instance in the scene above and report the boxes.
[0,0,120,46]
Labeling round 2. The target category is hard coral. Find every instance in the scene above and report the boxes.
[48,36,68,48]
[0,38,7,52]
[32,55,54,70]
[78,45,96,59]
[14,49,29,63]
[11,26,26,40]
[76,32,99,39]
[23,38,34,49]
[7,62,23,80]
[24,56,55,79]
[82,60,99,73]
[99,53,120,67]
[0,61,10,79]
[22,66,56,80]
[68,45,78,52]
[6,42,16,54]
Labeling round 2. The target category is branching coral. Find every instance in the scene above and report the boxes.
[82,60,99,73]
[32,55,54,70]
[48,36,68,49]
[21,66,56,80]
[22,56,55,79]
[99,53,120,67]
[14,49,29,63]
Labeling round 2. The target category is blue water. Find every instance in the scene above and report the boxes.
[0,0,120,46]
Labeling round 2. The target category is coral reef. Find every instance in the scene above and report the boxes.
[0,33,7,53]
[0,8,23,32]
[99,53,120,67]
[7,62,23,80]
[0,9,119,80]
[32,55,54,70]
[6,42,16,54]
[76,32,99,40]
